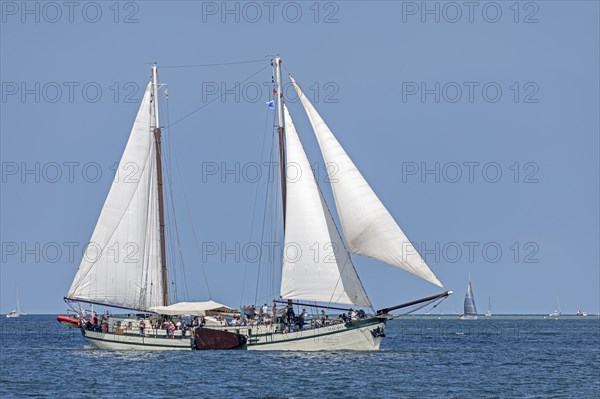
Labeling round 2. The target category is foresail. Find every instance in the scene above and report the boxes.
[290,76,443,288]
[67,82,164,311]
[280,105,371,307]
[464,282,477,316]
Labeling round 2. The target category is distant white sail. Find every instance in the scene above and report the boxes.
[290,77,443,288]
[280,105,371,307]
[67,82,164,310]
[463,282,477,316]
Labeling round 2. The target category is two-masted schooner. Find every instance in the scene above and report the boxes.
[59,58,450,351]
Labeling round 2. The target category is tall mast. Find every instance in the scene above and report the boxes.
[152,63,169,306]
[273,56,286,229]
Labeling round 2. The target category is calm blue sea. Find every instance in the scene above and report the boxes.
[1,315,598,398]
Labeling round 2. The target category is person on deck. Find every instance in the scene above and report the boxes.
[262,304,269,321]
[139,320,146,336]
[297,312,305,330]
[286,305,295,329]
[168,321,175,338]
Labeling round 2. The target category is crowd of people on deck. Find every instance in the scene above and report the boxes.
[80,312,110,333]
[229,303,368,333]
[78,303,369,337]
[79,311,196,339]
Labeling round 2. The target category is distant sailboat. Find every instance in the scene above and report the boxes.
[549,298,561,317]
[6,287,24,318]
[459,277,478,320]
[485,297,492,317]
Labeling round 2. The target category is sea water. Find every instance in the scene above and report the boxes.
[1,315,598,398]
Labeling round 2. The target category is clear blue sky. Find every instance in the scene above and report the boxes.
[1,1,598,314]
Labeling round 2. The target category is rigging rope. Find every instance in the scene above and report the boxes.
[164,91,213,300]
[239,107,274,308]
[167,63,270,129]
[254,123,277,305]
[163,89,191,302]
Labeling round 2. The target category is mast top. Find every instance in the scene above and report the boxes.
[151,63,160,129]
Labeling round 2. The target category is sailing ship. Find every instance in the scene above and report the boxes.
[459,277,478,320]
[484,297,492,317]
[58,58,450,351]
[6,287,24,318]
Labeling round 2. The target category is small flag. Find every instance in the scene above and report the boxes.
[266,100,275,109]
[272,89,277,95]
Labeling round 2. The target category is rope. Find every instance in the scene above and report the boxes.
[167,64,271,129]
[163,90,191,301]
[254,123,277,305]
[164,95,213,300]
[239,107,274,308]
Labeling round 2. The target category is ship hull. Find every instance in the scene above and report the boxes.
[79,317,386,351]
[246,317,386,351]
[82,330,193,351]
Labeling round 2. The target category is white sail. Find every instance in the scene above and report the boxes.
[280,105,371,307]
[290,77,443,288]
[67,82,164,310]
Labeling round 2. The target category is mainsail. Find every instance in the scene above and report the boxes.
[279,105,371,307]
[463,282,477,316]
[290,77,443,288]
[66,82,164,311]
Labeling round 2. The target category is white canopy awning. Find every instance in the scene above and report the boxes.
[149,301,238,316]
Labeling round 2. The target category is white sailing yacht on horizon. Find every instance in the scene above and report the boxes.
[485,296,492,317]
[59,58,451,351]
[6,287,24,318]
[549,298,561,318]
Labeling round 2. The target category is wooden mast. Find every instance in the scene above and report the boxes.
[152,63,169,306]
[273,56,286,229]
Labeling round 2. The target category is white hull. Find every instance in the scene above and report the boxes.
[246,319,385,351]
[6,313,20,318]
[83,330,192,351]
